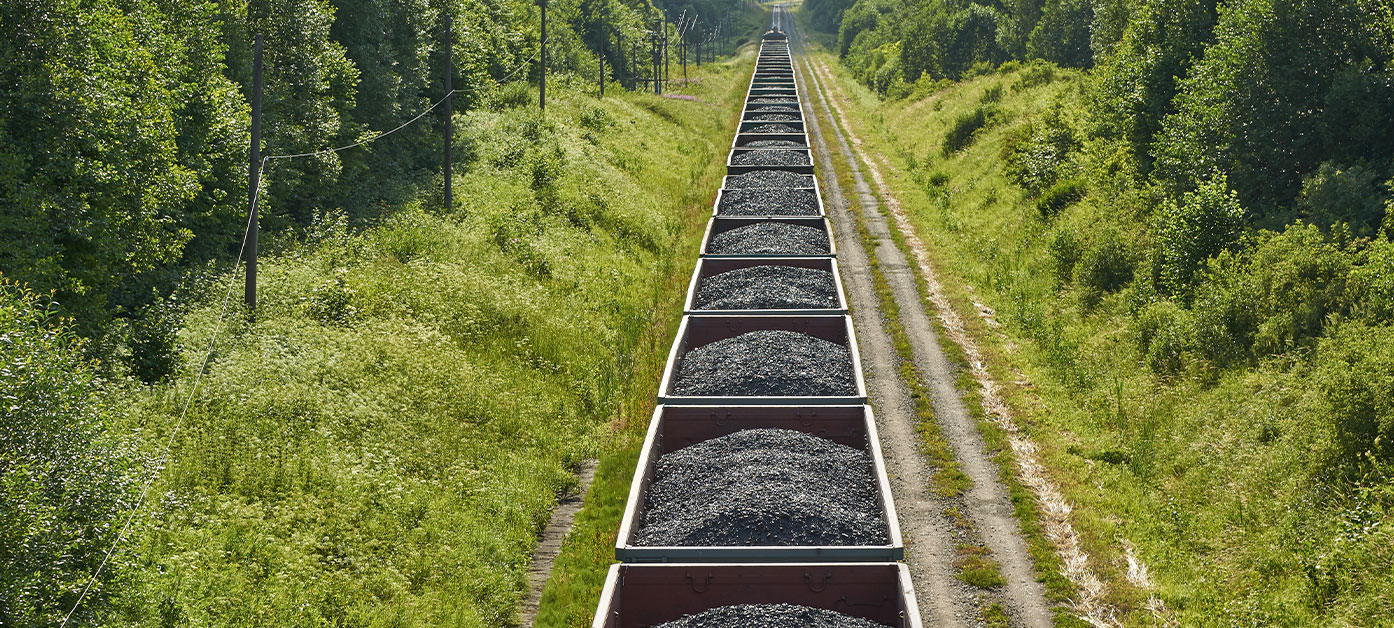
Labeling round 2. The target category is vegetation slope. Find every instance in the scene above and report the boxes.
[800,0,1394,624]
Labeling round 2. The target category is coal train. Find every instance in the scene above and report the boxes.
[588,23,924,628]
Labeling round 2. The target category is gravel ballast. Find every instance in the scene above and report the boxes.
[707,222,829,255]
[744,139,806,148]
[718,188,819,216]
[672,330,856,397]
[747,123,801,134]
[654,605,893,628]
[695,265,838,311]
[733,150,812,167]
[636,428,886,547]
[726,170,815,189]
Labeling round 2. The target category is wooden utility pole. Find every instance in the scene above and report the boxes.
[539,0,547,110]
[598,14,605,97]
[662,14,669,85]
[443,13,453,212]
[615,29,624,89]
[246,33,263,315]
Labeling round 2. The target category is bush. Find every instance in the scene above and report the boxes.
[1132,300,1190,375]
[492,81,533,109]
[1005,107,1080,195]
[0,282,140,625]
[943,106,994,154]
[1297,162,1390,237]
[1049,227,1083,285]
[1189,222,1350,363]
[1075,235,1136,305]
[1312,323,1394,466]
[1036,178,1087,218]
[1347,238,1394,324]
[1154,173,1246,297]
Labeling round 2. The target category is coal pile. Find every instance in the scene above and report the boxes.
[726,170,815,189]
[695,265,838,311]
[707,222,829,255]
[654,604,893,628]
[746,105,799,113]
[749,97,798,104]
[748,123,801,134]
[748,113,801,122]
[671,330,856,397]
[744,139,806,148]
[718,188,819,216]
[635,428,885,546]
[733,150,812,167]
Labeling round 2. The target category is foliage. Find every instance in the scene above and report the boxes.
[1074,233,1134,305]
[943,105,996,155]
[0,282,141,626]
[1154,173,1246,297]
[1312,323,1394,466]
[1035,178,1086,219]
[1004,105,1079,194]
[1151,0,1394,216]
[1297,162,1391,237]
[1026,0,1094,69]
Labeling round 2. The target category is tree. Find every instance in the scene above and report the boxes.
[1155,173,1247,296]
[1152,0,1394,217]
[1026,0,1094,68]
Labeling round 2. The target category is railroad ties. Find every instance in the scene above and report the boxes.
[589,28,925,628]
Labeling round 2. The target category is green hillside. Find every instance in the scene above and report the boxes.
[798,0,1394,623]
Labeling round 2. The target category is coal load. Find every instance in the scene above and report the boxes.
[635,428,885,546]
[748,113,801,122]
[695,265,837,311]
[726,170,815,189]
[746,105,799,113]
[707,222,829,255]
[744,139,806,148]
[733,150,812,167]
[749,97,798,104]
[654,604,893,628]
[748,123,801,134]
[718,188,819,216]
[671,330,856,397]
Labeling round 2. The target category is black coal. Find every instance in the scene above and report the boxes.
[748,123,801,134]
[707,222,829,255]
[718,188,819,216]
[726,170,815,189]
[636,428,885,547]
[744,139,806,148]
[653,604,893,628]
[671,330,856,397]
[733,150,812,167]
[748,113,801,122]
[695,265,838,311]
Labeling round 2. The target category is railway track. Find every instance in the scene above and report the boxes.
[586,12,925,628]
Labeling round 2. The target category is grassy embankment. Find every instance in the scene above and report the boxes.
[796,29,1393,628]
[528,9,773,628]
[103,51,754,627]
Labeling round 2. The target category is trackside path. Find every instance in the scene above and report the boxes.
[787,9,1056,628]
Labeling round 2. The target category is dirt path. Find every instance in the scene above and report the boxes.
[786,9,1055,628]
[520,460,598,627]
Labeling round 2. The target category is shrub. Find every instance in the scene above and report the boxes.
[943,106,994,154]
[1005,107,1080,195]
[1049,227,1083,285]
[0,282,140,625]
[1346,238,1394,324]
[1036,178,1087,219]
[1311,323,1394,466]
[1297,162,1390,237]
[1132,300,1190,375]
[579,105,615,132]
[1189,223,1350,363]
[492,81,533,109]
[1154,173,1246,297]
[1075,235,1136,305]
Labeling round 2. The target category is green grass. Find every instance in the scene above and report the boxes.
[102,56,752,628]
[798,27,1394,628]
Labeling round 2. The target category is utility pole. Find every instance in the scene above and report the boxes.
[539,0,547,111]
[598,13,605,97]
[246,33,263,315]
[615,28,624,89]
[631,39,638,90]
[662,14,669,85]
[443,13,453,212]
